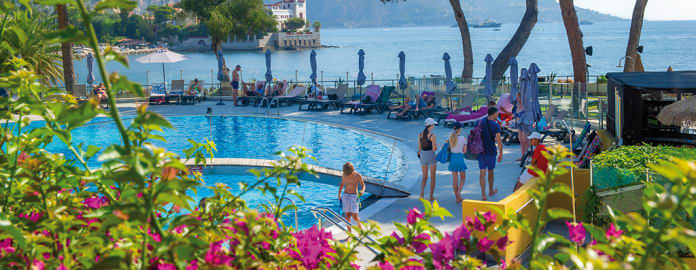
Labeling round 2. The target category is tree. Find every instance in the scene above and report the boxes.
[56,4,76,92]
[559,0,587,112]
[180,0,275,53]
[380,0,473,81]
[623,0,648,72]
[313,21,321,32]
[490,0,538,84]
[285,17,305,32]
[147,5,175,25]
[119,8,131,36]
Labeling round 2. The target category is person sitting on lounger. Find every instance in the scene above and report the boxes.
[423,95,436,109]
[94,83,107,101]
[254,81,265,96]
[187,78,202,95]
[391,96,415,117]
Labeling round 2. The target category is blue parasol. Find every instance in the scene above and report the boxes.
[264,49,273,83]
[398,51,407,91]
[357,49,366,86]
[508,57,519,113]
[86,53,95,86]
[528,63,542,122]
[216,49,225,82]
[519,68,533,128]
[443,52,456,94]
[484,54,494,102]
[310,50,317,85]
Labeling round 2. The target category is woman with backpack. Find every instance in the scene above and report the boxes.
[418,118,438,201]
[448,122,467,203]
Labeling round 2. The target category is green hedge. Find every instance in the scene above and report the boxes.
[592,144,696,189]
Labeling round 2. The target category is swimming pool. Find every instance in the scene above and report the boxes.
[30,116,405,228]
[37,115,404,181]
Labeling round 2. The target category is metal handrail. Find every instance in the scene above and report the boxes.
[263,198,299,230]
[310,207,379,255]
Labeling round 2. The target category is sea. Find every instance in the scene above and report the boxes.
[73,20,696,86]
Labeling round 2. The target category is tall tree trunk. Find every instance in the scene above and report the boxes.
[623,0,648,72]
[559,0,587,113]
[448,0,473,81]
[491,0,538,84]
[57,4,75,93]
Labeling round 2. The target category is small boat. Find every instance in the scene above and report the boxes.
[471,19,502,28]
[580,20,593,25]
[493,28,501,31]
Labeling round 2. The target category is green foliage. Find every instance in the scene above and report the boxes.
[0,5,63,85]
[285,17,305,32]
[313,20,321,32]
[597,75,608,83]
[146,5,175,25]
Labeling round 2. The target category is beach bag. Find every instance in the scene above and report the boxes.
[436,142,451,164]
[465,120,485,160]
[362,95,372,103]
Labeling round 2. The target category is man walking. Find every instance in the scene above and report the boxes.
[478,107,503,201]
[338,162,365,232]
[232,65,241,105]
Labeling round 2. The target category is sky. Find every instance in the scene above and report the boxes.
[573,0,696,21]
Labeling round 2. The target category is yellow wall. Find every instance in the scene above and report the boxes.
[461,169,590,263]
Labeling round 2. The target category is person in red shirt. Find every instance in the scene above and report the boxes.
[514,132,548,191]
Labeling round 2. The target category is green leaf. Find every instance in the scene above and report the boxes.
[549,183,572,197]
[547,208,574,220]
[111,75,143,97]
[582,223,608,243]
[94,0,136,11]
[0,218,26,249]
[46,25,87,44]
[89,256,126,269]
[85,145,101,160]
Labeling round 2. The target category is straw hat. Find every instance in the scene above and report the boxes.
[656,95,696,127]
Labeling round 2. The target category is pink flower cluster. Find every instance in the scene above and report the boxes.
[290,225,336,269]
[565,221,586,244]
[83,195,109,209]
[18,211,43,223]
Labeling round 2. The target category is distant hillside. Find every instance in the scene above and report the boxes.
[305,0,623,28]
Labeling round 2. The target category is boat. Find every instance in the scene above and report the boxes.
[579,20,593,25]
[493,28,501,31]
[471,19,502,28]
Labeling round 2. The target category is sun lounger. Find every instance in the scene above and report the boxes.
[272,85,306,107]
[185,79,206,103]
[235,83,256,106]
[414,92,446,118]
[443,106,489,127]
[165,80,185,104]
[373,86,396,113]
[574,131,601,168]
[299,84,347,111]
[148,83,167,105]
[571,122,592,153]
[341,85,381,115]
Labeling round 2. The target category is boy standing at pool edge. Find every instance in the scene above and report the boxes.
[338,162,366,232]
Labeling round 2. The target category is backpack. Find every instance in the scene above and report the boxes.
[465,120,485,160]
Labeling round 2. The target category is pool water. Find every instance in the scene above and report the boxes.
[38,116,404,181]
[197,174,372,230]
[22,116,403,229]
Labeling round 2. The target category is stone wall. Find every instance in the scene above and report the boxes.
[275,32,320,49]
[173,32,321,51]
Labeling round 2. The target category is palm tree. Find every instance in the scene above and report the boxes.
[57,4,76,92]
[3,11,63,85]
[623,0,648,72]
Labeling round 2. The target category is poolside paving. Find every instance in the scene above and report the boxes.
[115,99,553,264]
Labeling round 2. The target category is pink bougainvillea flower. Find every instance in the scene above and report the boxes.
[452,224,470,251]
[606,223,623,239]
[205,241,233,266]
[0,238,15,257]
[407,208,424,225]
[377,261,395,270]
[390,232,404,245]
[483,211,496,224]
[477,237,495,253]
[500,259,507,269]
[19,211,43,223]
[56,264,68,270]
[31,259,45,270]
[185,260,198,270]
[465,216,474,227]
[290,226,336,269]
[173,224,187,234]
[430,233,455,270]
[412,233,430,253]
[83,196,109,209]
[473,217,485,232]
[137,193,143,198]
[172,205,182,213]
[147,228,162,243]
[566,221,586,244]
[496,236,511,251]
[157,263,177,270]
[350,263,360,269]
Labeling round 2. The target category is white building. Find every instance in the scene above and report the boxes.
[264,0,307,31]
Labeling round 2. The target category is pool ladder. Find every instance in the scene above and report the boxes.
[260,198,299,231]
[254,96,280,116]
[310,206,379,255]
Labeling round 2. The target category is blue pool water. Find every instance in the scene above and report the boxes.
[37,116,403,181]
[23,116,402,229]
[197,174,370,230]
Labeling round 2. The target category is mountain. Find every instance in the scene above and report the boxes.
[305,0,623,28]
